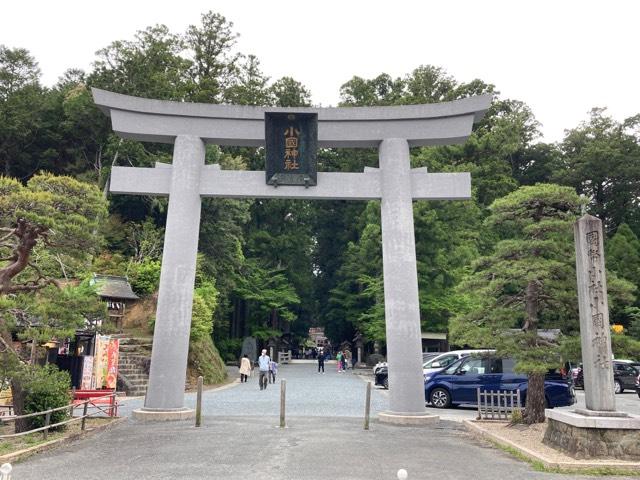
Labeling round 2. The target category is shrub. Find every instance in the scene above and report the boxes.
[190,292,213,341]
[128,259,161,295]
[216,338,242,363]
[20,365,72,430]
[188,336,227,385]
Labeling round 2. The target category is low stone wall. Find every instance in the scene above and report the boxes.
[543,417,640,460]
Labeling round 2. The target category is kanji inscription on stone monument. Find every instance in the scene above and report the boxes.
[574,214,615,412]
[585,229,611,369]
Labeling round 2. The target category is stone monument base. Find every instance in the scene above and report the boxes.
[378,411,439,426]
[544,409,640,461]
[133,407,195,422]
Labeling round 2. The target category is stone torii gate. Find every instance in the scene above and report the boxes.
[92,88,491,423]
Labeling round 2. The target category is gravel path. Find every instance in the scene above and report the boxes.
[118,363,389,418]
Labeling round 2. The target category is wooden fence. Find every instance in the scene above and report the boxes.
[278,351,291,364]
[0,392,117,440]
[476,388,521,421]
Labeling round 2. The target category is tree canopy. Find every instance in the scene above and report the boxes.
[0,10,639,388]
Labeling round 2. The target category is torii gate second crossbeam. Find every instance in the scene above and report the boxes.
[93,88,491,424]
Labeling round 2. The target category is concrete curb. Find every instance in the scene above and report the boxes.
[201,378,243,394]
[379,411,439,426]
[0,416,127,464]
[118,377,242,404]
[463,420,640,472]
[133,408,195,421]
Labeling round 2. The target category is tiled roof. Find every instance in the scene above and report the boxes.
[91,274,139,300]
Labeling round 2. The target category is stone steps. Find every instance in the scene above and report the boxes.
[119,344,152,353]
[118,373,148,381]
[117,339,151,397]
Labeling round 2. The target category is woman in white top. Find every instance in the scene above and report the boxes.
[239,354,252,383]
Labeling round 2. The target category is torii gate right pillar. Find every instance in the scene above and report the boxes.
[378,139,435,424]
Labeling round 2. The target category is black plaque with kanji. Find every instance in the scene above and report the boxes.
[265,112,318,186]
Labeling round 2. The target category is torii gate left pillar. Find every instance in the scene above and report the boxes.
[93,88,491,423]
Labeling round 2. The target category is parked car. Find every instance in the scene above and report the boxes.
[376,350,494,390]
[424,356,575,409]
[636,372,640,399]
[574,360,639,393]
[423,352,440,362]
[373,352,440,377]
[616,359,640,375]
[374,365,389,389]
[422,350,494,378]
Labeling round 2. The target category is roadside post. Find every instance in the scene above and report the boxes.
[280,379,286,428]
[195,376,203,427]
[364,381,372,430]
[0,463,12,480]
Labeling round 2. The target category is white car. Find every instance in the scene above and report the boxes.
[373,353,439,375]
[422,350,494,378]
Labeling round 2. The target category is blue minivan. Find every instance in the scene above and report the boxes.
[424,356,575,408]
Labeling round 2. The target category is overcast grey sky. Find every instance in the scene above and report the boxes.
[2,0,638,143]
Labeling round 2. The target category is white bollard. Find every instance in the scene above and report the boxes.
[397,468,408,480]
[0,463,12,480]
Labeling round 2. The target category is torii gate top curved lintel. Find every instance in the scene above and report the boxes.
[92,88,492,423]
[91,88,492,148]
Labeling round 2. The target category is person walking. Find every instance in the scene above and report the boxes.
[239,354,252,383]
[258,349,271,390]
[317,348,325,374]
[336,351,343,373]
[344,349,352,370]
[269,359,278,384]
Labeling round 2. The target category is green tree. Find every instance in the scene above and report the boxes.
[233,259,300,337]
[328,209,383,342]
[0,173,107,294]
[451,184,584,424]
[628,308,640,341]
[224,54,273,106]
[0,282,106,432]
[91,25,190,100]
[555,108,640,234]
[270,77,312,107]
[606,223,640,287]
[184,11,240,103]
[0,45,40,99]
[0,45,48,178]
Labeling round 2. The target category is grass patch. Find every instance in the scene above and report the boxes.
[187,336,227,386]
[0,417,115,457]
[487,436,640,476]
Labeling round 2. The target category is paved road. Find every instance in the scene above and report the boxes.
[14,415,636,480]
[118,363,389,417]
[118,364,640,422]
[11,365,640,479]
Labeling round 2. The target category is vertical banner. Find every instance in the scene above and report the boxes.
[106,338,119,389]
[93,336,109,389]
[81,356,94,390]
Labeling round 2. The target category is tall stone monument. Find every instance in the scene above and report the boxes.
[574,214,615,413]
[544,215,640,459]
[240,337,257,364]
[92,88,491,424]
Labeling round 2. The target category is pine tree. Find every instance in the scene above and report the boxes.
[451,184,583,423]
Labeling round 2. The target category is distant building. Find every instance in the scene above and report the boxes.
[421,332,448,352]
[90,274,139,330]
[308,327,328,348]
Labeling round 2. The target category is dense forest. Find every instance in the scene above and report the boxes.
[1,10,640,373]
